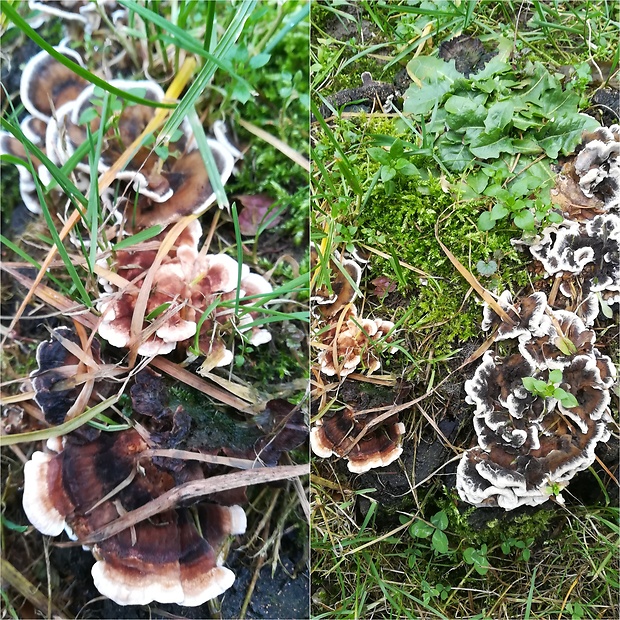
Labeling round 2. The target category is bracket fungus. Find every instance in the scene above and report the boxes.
[2,44,240,226]
[20,45,88,123]
[97,220,273,359]
[23,429,246,606]
[312,248,397,377]
[573,124,620,207]
[529,213,620,324]
[0,44,87,213]
[0,115,48,214]
[311,250,362,318]
[30,327,106,425]
[317,305,396,377]
[310,407,405,473]
[456,292,615,510]
[28,0,123,34]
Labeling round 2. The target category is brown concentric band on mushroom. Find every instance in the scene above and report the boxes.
[456,292,615,510]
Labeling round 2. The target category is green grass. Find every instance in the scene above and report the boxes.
[310,1,618,619]
[1,1,309,617]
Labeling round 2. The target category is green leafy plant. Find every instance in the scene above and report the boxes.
[564,602,585,620]
[402,39,599,234]
[463,544,490,576]
[368,138,420,193]
[500,536,535,562]
[421,581,451,604]
[409,510,450,555]
[522,369,579,408]
[476,258,497,276]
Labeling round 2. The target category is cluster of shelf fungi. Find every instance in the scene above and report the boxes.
[311,125,618,511]
[310,249,404,473]
[458,125,618,509]
[3,2,307,609]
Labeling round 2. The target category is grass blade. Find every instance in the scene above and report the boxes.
[0,2,175,109]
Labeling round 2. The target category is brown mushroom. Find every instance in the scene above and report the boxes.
[22,429,247,606]
[130,145,237,228]
[20,45,88,122]
[311,250,362,318]
[310,406,405,473]
[97,224,272,358]
[317,306,397,377]
[58,81,237,225]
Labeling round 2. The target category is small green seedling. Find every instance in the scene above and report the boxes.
[564,601,585,620]
[421,581,451,604]
[368,138,420,194]
[476,258,497,275]
[500,536,534,561]
[522,369,579,408]
[546,481,565,499]
[463,544,490,575]
[409,510,450,555]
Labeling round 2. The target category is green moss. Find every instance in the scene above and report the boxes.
[170,384,261,452]
[313,113,532,366]
[232,332,307,384]
[441,493,556,551]
[354,168,529,361]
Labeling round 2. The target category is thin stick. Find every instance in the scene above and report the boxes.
[140,448,263,470]
[73,464,309,545]
[237,118,310,172]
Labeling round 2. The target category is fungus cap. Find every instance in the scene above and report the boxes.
[21,429,247,606]
[310,408,405,473]
[22,451,67,536]
[311,253,362,318]
[20,46,87,121]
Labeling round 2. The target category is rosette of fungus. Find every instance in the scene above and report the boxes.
[97,220,273,359]
[310,406,405,473]
[316,306,397,377]
[456,292,615,510]
[57,81,239,227]
[0,44,88,213]
[573,124,620,207]
[529,213,620,324]
[481,290,548,341]
[22,429,246,606]
[438,34,497,77]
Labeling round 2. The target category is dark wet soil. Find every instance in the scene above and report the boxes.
[222,531,309,620]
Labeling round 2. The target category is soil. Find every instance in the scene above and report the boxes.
[222,532,309,620]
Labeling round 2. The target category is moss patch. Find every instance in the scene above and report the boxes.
[314,114,531,366]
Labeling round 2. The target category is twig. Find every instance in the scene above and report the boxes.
[68,464,309,546]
